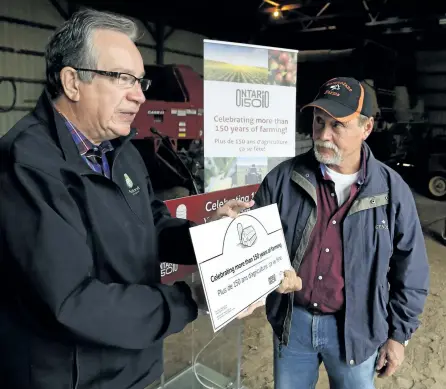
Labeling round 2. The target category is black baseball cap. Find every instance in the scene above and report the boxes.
[301,77,373,122]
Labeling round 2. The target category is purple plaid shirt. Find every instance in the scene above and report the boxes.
[63,118,113,178]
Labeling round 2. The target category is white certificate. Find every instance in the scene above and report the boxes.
[189,203,292,332]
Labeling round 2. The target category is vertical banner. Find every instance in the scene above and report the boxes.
[203,39,298,193]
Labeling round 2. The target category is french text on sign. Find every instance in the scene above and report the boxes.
[189,203,292,332]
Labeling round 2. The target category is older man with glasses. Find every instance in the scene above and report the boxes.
[0,8,258,389]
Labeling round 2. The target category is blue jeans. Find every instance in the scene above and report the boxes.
[273,305,378,389]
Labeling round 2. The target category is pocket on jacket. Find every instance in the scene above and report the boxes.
[29,334,74,389]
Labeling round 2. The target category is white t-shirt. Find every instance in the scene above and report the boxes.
[325,166,359,206]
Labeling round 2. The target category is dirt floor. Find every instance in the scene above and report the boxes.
[160,192,445,389]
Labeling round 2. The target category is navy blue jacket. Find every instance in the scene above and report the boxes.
[254,144,429,366]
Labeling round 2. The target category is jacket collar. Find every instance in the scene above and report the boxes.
[32,89,136,175]
[355,142,388,197]
[62,115,114,158]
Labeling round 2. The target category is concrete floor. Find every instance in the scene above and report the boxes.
[240,191,446,389]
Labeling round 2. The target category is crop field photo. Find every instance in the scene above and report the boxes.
[204,41,268,85]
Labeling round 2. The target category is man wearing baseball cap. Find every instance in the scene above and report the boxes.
[251,77,429,388]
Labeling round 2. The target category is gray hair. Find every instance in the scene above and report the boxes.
[358,114,369,127]
[45,8,140,99]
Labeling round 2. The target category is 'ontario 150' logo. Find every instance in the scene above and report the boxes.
[235,89,270,108]
[160,262,179,277]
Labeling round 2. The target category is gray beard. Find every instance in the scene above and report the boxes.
[313,140,343,165]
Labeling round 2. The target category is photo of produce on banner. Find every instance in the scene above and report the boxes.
[268,50,297,87]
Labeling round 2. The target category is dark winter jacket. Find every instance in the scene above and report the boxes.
[254,144,430,366]
[0,90,198,389]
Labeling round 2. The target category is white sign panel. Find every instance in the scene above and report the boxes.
[189,204,292,332]
[203,40,298,192]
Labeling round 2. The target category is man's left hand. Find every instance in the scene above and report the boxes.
[209,199,255,222]
[237,298,265,320]
[376,339,405,378]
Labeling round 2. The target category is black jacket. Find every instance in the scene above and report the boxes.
[0,91,198,389]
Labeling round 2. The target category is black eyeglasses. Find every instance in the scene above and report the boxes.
[73,68,152,91]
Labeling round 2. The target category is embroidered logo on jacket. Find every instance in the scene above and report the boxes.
[124,173,133,188]
[375,220,389,230]
[124,173,140,196]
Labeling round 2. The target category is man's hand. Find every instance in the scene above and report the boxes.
[276,269,302,294]
[376,339,405,378]
[237,269,302,320]
[209,199,255,222]
[189,283,207,309]
[237,298,265,320]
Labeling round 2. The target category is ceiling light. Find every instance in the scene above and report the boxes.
[272,9,282,19]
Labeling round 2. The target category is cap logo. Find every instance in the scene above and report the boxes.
[300,77,367,121]
[325,88,340,97]
[326,80,353,92]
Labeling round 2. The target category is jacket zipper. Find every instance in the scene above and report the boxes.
[72,347,79,389]
[110,130,136,182]
[279,296,290,358]
[279,173,318,356]
[279,307,287,358]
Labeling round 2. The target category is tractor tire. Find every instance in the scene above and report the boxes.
[427,173,446,201]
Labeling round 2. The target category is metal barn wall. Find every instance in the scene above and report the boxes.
[0,0,206,136]
[0,0,61,135]
[164,29,205,74]
[416,50,446,136]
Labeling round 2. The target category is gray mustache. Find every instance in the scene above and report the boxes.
[314,140,339,153]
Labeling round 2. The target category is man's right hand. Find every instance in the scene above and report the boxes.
[189,283,207,309]
[276,269,302,294]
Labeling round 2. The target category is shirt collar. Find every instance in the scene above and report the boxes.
[61,115,114,156]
